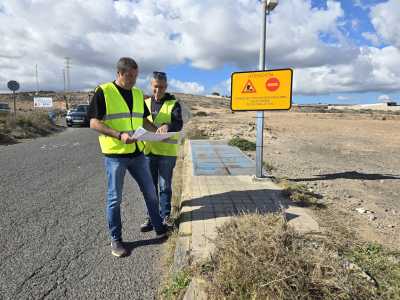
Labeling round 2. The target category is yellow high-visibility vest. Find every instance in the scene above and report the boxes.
[144,97,179,157]
[98,82,144,154]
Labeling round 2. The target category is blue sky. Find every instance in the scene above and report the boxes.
[0,0,399,104]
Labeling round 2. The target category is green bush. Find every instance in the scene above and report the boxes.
[162,270,192,299]
[228,137,256,151]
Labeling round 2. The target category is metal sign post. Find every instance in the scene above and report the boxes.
[230,0,284,178]
[12,91,16,120]
[256,1,268,178]
[7,80,20,121]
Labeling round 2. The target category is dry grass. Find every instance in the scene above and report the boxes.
[279,179,325,209]
[344,243,400,299]
[160,141,192,300]
[193,111,208,117]
[0,111,59,144]
[313,208,400,299]
[159,229,192,300]
[183,121,209,140]
[263,161,275,173]
[199,214,380,300]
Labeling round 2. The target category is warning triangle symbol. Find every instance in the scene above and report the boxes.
[242,80,257,93]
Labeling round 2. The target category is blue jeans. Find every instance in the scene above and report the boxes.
[104,153,163,241]
[146,155,177,219]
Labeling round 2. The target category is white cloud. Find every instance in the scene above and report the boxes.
[353,0,371,10]
[137,76,205,95]
[0,0,184,91]
[169,79,205,95]
[362,32,380,46]
[337,95,351,100]
[0,0,399,98]
[370,0,400,49]
[378,94,391,102]
[294,46,400,95]
[0,0,356,89]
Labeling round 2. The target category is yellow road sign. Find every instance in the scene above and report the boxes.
[231,69,293,111]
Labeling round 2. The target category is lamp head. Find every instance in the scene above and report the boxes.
[266,0,278,12]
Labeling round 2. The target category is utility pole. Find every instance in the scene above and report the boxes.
[65,57,71,92]
[35,64,39,95]
[63,68,68,110]
[64,57,71,110]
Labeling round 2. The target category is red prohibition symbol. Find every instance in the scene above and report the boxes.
[266,77,280,92]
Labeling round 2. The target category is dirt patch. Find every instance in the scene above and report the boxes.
[262,112,400,249]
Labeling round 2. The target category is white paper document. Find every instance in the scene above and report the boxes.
[131,127,178,141]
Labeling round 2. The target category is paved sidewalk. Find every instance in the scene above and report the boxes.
[175,140,319,266]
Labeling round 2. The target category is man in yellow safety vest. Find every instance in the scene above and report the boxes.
[140,71,183,232]
[88,58,167,258]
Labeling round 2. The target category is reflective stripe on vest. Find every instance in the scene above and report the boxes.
[144,98,180,157]
[98,82,144,154]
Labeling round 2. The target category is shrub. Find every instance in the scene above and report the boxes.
[280,180,325,209]
[344,243,400,299]
[185,127,208,140]
[228,137,256,151]
[200,214,378,300]
[194,111,208,117]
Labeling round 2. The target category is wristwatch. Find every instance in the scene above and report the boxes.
[118,132,122,140]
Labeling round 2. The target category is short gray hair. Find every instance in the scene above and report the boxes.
[152,71,167,82]
[116,57,138,74]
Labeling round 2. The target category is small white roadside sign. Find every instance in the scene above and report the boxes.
[34,97,53,108]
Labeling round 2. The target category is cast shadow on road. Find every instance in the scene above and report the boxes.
[179,189,293,224]
[0,134,19,145]
[124,237,166,255]
[288,171,400,182]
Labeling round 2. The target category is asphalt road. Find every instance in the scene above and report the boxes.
[0,127,166,299]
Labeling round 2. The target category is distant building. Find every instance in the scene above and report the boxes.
[328,102,400,111]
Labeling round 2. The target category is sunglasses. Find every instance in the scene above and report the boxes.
[153,71,167,80]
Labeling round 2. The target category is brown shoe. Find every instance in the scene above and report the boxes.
[111,240,128,257]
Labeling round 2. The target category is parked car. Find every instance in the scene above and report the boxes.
[0,102,11,114]
[66,104,89,127]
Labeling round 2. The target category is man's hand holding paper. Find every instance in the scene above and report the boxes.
[131,127,178,141]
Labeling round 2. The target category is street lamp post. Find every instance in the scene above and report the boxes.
[256,0,278,178]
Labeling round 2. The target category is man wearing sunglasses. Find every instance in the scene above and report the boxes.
[140,71,183,232]
[88,58,168,258]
